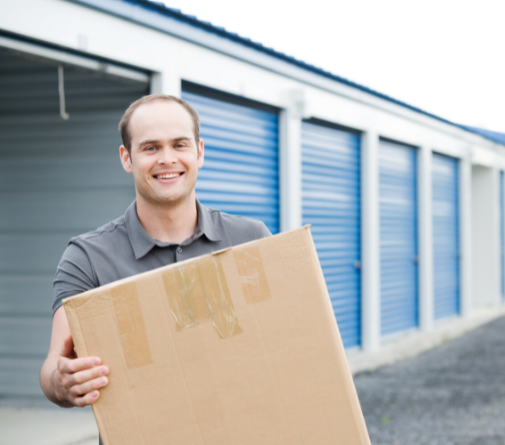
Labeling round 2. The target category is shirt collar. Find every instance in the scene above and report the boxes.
[195,199,221,243]
[125,199,221,260]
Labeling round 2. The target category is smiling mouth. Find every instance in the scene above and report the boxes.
[154,173,183,179]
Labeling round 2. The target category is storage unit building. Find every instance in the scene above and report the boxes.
[2,0,505,402]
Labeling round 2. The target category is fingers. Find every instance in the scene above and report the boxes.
[59,360,109,391]
[70,375,108,400]
[56,355,109,407]
[61,365,109,407]
[72,363,109,384]
[74,389,101,407]
[58,355,102,375]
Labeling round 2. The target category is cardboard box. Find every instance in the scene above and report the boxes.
[64,227,370,444]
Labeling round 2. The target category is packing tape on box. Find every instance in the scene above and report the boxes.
[162,255,243,339]
[233,244,271,304]
[111,283,153,369]
[111,244,272,369]
[162,245,271,339]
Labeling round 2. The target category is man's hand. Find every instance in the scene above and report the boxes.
[53,335,109,407]
[40,307,109,408]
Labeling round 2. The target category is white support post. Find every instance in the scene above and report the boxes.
[471,165,501,308]
[459,155,473,318]
[500,169,505,305]
[150,70,181,97]
[279,90,304,232]
[492,167,502,305]
[361,129,381,351]
[418,145,433,331]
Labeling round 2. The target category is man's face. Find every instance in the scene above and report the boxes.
[120,100,204,208]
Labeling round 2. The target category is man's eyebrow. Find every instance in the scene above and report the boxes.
[138,137,191,146]
[138,139,161,146]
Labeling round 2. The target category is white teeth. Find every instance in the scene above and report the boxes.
[157,173,180,179]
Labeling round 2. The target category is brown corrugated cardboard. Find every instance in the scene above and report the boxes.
[63,227,371,445]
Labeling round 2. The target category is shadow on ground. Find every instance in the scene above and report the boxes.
[354,316,505,445]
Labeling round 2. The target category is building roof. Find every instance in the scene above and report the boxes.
[73,0,504,148]
[459,126,505,146]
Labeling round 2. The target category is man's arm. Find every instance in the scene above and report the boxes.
[41,241,109,407]
[40,306,109,407]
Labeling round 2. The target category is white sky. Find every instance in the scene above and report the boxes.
[158,0,505,133]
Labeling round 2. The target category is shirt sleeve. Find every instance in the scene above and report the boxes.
[258,221,272,238]
[52,242,98,314]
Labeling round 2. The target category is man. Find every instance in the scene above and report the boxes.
[40,95,270,413]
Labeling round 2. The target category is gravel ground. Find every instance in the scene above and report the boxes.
[354,316,505,445]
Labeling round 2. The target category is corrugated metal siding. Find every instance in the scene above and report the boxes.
[301,122,361,348]
[432,153,460,319]
[182,90,279,234]
[379,140,418,336]
[501,171,505,299]
[0,50,147,400]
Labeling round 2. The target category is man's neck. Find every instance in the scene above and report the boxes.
[135,195,198,245]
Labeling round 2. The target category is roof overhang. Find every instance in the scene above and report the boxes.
[64,0,503,148]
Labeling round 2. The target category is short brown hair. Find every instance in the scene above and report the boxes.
[119,94,200,153]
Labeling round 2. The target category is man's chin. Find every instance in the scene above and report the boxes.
[137,185,195,208]
[146,193,190,207]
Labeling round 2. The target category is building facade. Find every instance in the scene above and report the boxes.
[1,0,505,402]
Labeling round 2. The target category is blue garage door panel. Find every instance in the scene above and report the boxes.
[182,91,279,234]
[501,171,505,299]
[432,153,460,319]
[380,140,418,336]
[302,122,361,348]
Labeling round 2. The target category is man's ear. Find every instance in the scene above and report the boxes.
[197,138,204,169]
[120,145,133,173]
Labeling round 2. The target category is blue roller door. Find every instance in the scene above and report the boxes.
[501,171,505,299]
[432,153,460,319]
[302,122,361,348]
[182,91,279,234]
[379,140,418,336]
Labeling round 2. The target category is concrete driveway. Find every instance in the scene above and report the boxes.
[355,316,505,445]
[0,405,98,445]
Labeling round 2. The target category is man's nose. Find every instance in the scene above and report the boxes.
[157,147,177,164]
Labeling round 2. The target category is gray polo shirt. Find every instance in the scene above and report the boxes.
[53,200,271,313]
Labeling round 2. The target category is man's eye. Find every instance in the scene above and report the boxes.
[146,146,156,152]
